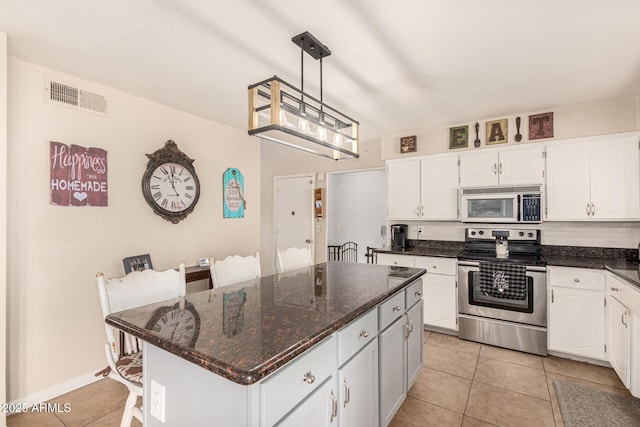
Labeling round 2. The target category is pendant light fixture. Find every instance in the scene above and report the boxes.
[248,31,359,160]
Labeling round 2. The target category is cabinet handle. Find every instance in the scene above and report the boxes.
[492,163,497,175]
[611,287,619,292]
[393,306,401,312]
[421,205,424,216]
[591,203,595,216]
[499,162,503,174]
[416,206,420,216]
[432,265,437,269]
[302,372,315,384]
[551,289,554,303]
[360,330,369,338]
[330,390,337,423]
[343,379,351,408]
[415,290,423,297]
[586,203,591,216]
[574,278,580,283]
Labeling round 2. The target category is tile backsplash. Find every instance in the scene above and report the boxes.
[408,221,640,249]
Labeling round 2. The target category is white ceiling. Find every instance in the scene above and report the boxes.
[1,0,640,143]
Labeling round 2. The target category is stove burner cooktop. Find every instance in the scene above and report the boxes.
[458,227,546,266]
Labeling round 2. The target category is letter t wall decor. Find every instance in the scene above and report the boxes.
[223,168,246,218]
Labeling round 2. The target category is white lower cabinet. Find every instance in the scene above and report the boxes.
[277,376,338,426]
[414,257,457,331]
[379,296,424,427]
[547,266,606,361]
[338,339,379,426]
[607,295,630,388]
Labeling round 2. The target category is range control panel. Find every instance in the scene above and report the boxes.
[466,228,539,241]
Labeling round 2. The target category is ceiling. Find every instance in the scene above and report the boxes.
[1,0,640,143]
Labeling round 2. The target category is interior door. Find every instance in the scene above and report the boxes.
[275,174,314,268]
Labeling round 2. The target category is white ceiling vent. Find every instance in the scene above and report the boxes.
[45,79,108,115]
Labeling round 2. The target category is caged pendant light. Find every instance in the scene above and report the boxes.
[248,31,359,160]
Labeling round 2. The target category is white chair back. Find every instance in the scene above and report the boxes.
[277,246,313,273]
[96,263,186,427]
[209,252,261,288]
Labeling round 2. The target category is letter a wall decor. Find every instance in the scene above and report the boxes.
[223,168,246,218]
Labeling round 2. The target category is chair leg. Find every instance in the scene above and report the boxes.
[120,391,138,427]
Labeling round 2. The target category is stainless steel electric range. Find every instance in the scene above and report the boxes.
[457,227,548,356]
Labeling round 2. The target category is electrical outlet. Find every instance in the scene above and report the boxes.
[150,380,166,422]
[417,226,423,234]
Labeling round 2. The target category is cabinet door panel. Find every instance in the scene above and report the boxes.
[548,286,606,360]
[406,301,424,390]
[459,151,498,187]
[546,142,591,220]
[590,137,640,219]
[387,160,420,220]
[423,274,457,331]
[498,146,544,185]
[379,318,406,426]
[338,339,379,427]
[421,156,459,219]
[277,376,337,427]
[608,296,630,388]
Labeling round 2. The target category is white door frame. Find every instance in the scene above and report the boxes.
[273,173,315,272]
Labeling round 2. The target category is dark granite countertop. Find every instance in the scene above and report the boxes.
[374,239,464,259]
[106,261,425,386]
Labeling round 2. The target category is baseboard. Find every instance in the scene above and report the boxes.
[547,350,611,367]
[6,369,103,415]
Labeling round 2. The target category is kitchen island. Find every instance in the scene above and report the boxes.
[107,261,426,426]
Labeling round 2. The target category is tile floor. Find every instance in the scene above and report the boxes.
[7,331,630,426]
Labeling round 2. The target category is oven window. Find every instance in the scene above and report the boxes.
[467,271,534,313]
[467,198,514,219]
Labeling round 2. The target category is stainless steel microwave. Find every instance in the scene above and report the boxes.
[460,185,542,223]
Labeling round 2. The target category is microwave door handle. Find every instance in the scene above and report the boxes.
[517,194,521,222]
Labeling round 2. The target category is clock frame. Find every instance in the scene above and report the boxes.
[144,301,201,349]
[142,140,200,224]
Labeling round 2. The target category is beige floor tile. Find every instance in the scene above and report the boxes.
[479,345,544,370]
[462,415,499,427]
[49,378,131,426]
[543,356,626,389]
[409,367,472,413]
[473,357,550,401]
[427,332,481,355]
[7,411,65,427]
[88,408,143,427]
[424,342,479,379]
[465,382,555,427]
[390,396,464,427]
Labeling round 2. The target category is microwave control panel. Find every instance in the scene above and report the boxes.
[521,194,541,222]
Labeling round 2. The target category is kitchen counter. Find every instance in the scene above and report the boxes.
[374,239,464,259]
[106,261,426,385]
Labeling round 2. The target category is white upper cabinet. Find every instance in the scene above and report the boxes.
[386,155,458,220]
[386,159,421,220]
[546,135,640,220]
[459,145,545,188]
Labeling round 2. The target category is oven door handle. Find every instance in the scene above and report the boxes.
[458,260,480,267]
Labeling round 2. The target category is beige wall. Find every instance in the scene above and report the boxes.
[6,58,261,401]
[260,139,384,276]
[381,96,640,160]
[1,31,7,427]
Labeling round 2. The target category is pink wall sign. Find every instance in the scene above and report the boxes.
[50,141,108,207]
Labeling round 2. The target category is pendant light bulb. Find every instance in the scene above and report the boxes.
[317,125,327,141]
[299,117,310,133]
[333,133,343,147]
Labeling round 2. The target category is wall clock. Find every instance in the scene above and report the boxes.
[142,140,200,224]
[145,300,201,348]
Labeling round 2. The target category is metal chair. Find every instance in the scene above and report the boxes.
[366,246,377,264]
[96,263,186,427]
[209,252,261,288]
[340,241,358,262]
[327,245,341,261]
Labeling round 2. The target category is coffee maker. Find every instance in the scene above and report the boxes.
[390,224,408,250]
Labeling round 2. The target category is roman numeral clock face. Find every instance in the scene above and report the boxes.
[150,163,197,212]
[142,141,200,224]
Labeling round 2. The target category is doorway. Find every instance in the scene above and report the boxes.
[326,169,386,262]
[273,174,315,271]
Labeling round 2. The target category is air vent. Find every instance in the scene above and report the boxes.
[45,79,108,115]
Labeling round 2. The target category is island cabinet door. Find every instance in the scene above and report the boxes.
[338,338,379,427]
[406,300,424,390]
[277,376,339,427]
[379,316,407,427]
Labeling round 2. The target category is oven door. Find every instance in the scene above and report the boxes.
[458,261,546,327]
[460,193,519,223]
